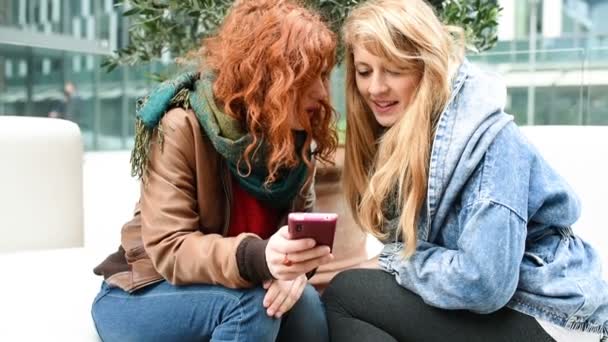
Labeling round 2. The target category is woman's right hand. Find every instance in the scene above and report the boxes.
[265,226,333,280]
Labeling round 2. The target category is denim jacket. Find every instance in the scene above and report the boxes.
[378,59,608,336]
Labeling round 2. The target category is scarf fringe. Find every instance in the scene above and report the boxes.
[130,89,190,182]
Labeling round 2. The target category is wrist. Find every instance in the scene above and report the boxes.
[236,237,274,284]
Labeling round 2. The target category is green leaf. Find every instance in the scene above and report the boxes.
[122,8,140,16]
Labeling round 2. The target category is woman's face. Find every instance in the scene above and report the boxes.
[291,73,330,130]
[353,46,420,127]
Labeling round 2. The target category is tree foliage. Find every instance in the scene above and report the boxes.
[102,0,501,71]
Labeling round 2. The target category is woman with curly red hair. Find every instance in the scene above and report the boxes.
[91,1,337,341]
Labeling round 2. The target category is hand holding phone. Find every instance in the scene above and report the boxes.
[265,225,333,280]
[287,212,338,251]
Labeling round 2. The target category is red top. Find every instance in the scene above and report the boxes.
[226,176,281,240]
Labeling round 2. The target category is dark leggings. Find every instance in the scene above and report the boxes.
[322,269,555,342]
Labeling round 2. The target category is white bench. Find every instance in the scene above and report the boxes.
[0,118,606,341]
[0,116,83,252]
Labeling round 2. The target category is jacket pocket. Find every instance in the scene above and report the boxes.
[524,233,561,267]
[523,251,548,267]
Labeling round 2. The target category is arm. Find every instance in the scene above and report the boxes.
[140,108,259,288]
[379,200,526,313]
[139,108,329,288]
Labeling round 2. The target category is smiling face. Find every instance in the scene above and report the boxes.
[353,46,420,127]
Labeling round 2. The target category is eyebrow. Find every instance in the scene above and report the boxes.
[354,62,370,68]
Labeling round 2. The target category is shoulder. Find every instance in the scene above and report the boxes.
[160,107,201,138]
[472,122,535,218]
[147,107,205,173]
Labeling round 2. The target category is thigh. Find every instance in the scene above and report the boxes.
[91,281,277,342]
[323,269,554,342]
[329,314,398,342]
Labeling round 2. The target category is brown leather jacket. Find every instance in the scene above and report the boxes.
[94,108,368,292]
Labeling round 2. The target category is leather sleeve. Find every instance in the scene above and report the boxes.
[139,108,256,289]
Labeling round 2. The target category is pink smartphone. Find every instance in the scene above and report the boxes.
[287,212,338,251]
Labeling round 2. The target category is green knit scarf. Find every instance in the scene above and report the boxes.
[131,72,309,209]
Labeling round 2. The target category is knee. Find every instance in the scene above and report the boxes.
[298,285,324,311]
[323,269,372,302]
[322,269,389,313]
[237,287,281,338]
[91,287,125,341]
[290,285,325,322]
[278,285,328,342]
[239,286,272,316]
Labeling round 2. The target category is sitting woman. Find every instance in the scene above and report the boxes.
[322,0,608,341]
[91,1,339,341]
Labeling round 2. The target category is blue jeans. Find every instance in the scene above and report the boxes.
[91,280,328,342]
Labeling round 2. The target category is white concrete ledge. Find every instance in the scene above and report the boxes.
[0,117,84,252]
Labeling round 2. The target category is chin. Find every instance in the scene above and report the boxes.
[374,114,398,127]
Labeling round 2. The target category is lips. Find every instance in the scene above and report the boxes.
[370,100,398,114]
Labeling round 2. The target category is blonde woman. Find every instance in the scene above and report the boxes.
[321,0,608,341]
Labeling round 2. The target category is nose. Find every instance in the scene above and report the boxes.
[368,74,388,96]
[310,76,329,101]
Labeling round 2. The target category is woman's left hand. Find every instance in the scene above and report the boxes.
[262,274,307,319]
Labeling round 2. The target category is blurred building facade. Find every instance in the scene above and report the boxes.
[469,0,608,126]
[0,0,156,150]
[1,0,607,151]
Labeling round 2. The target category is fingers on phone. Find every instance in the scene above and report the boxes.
[274,238,316,254]
[269,250,334,280]
[277,226,290,237]
[268,246,330,274]
[289,253,333,275]
[284,245,330,263]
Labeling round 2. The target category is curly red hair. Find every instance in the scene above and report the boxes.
[200,0,338,184]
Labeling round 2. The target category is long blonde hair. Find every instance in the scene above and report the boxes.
[342,0,463,256]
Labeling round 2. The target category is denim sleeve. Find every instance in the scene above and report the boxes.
[378,200,527,314]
